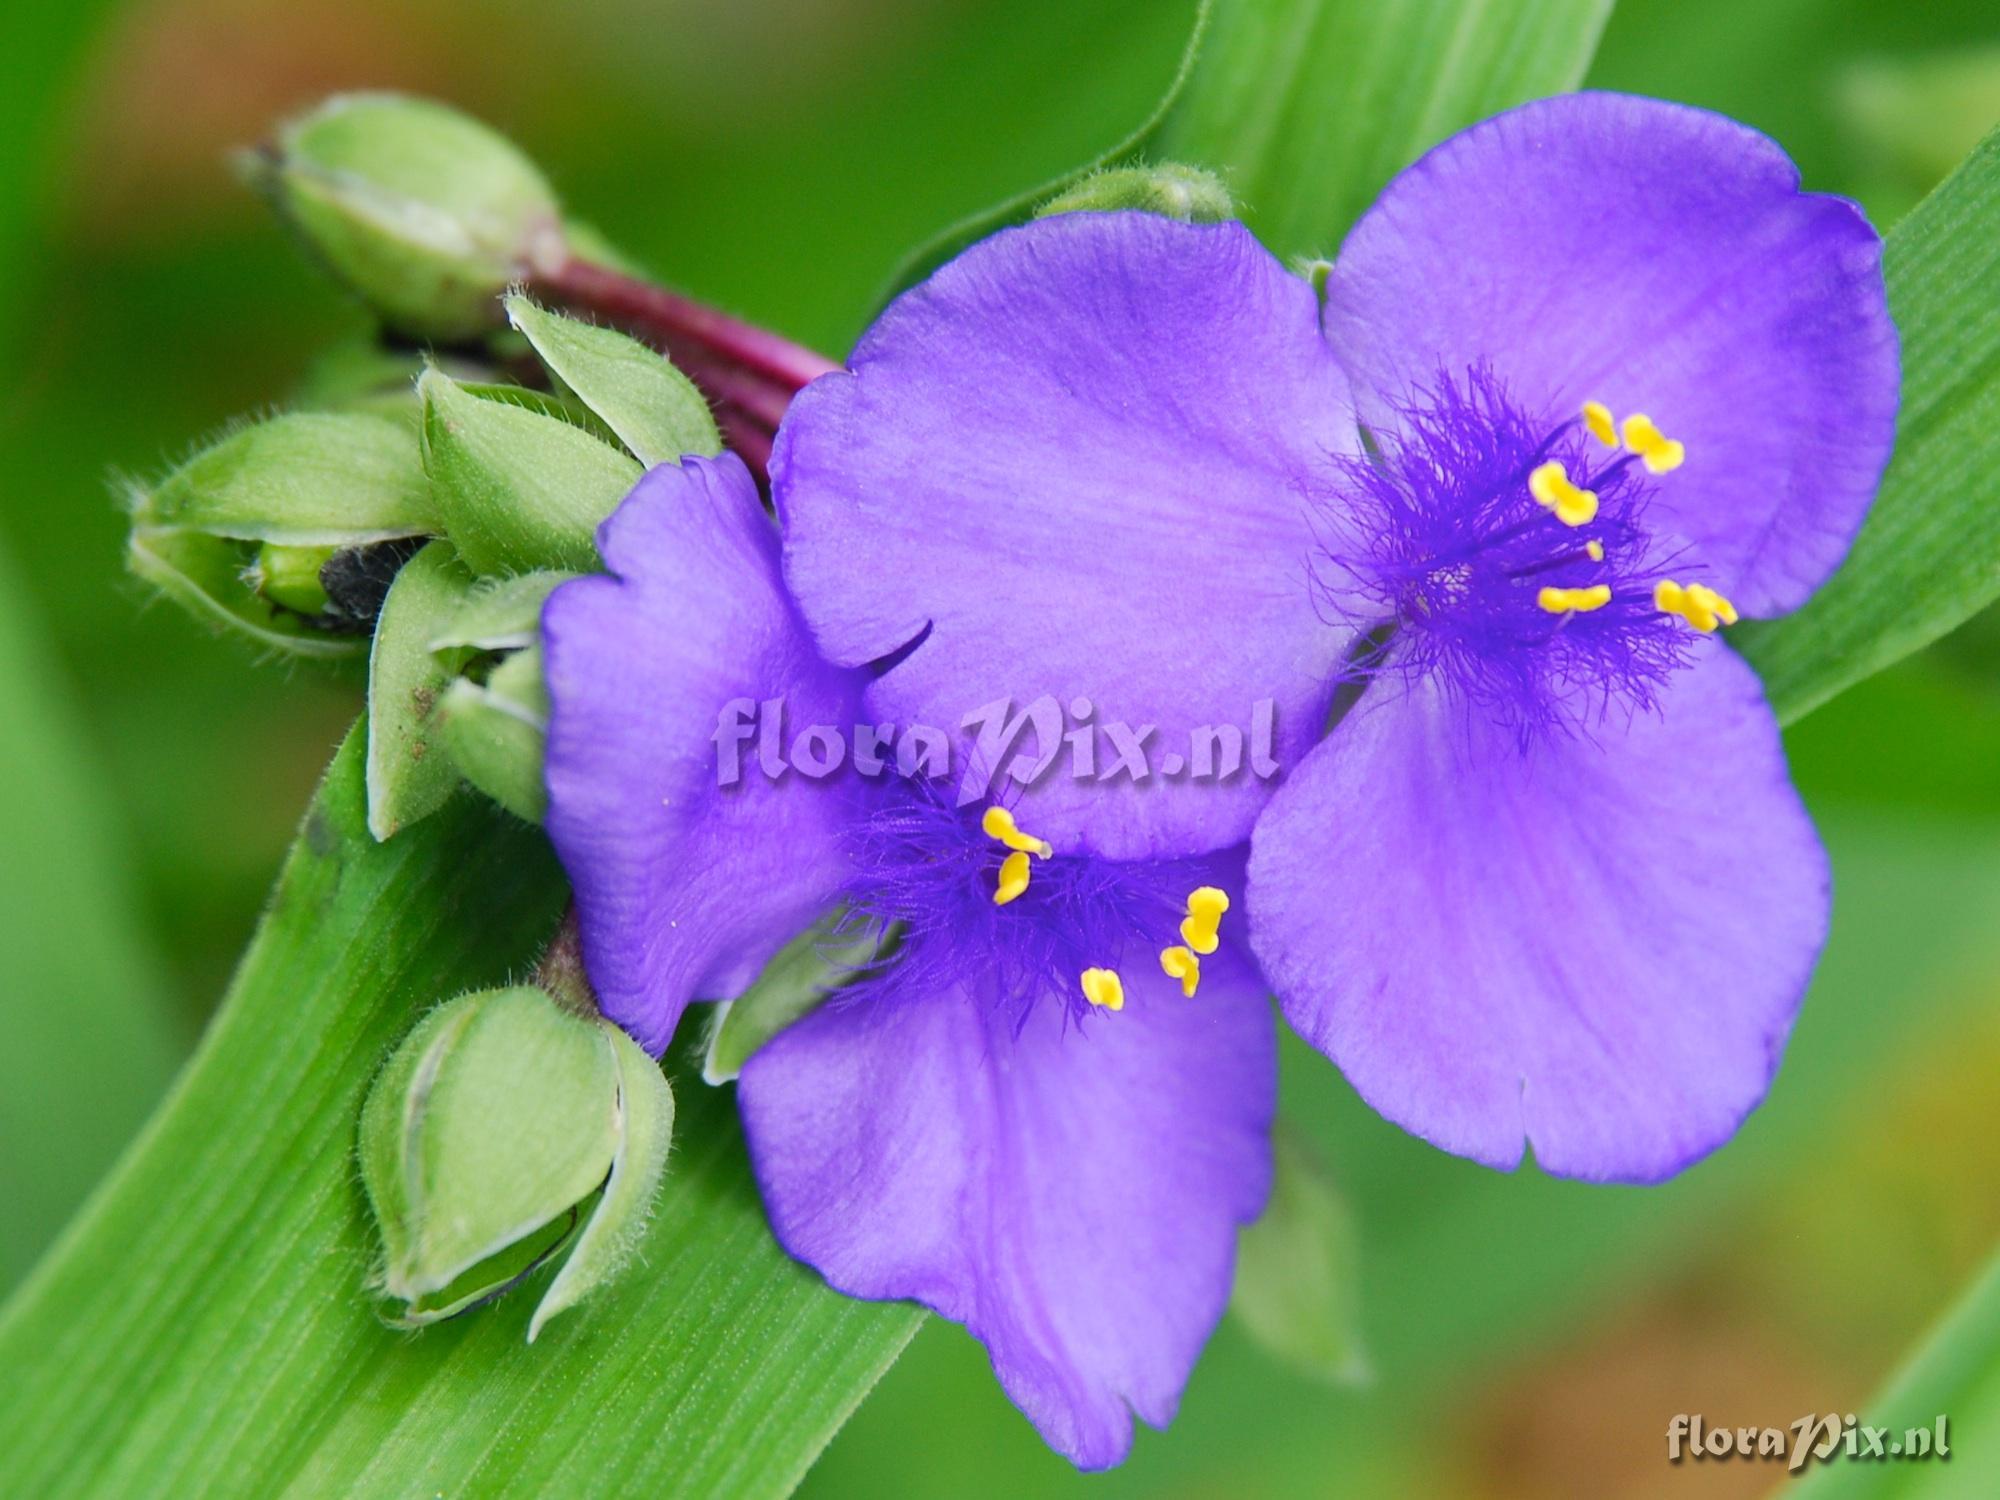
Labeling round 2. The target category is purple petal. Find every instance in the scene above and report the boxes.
[543,454,863,1054]
[1246,646,1828,1182]
[1322,92,1898,616]
[738,941,1277,1467]
[775,213,1357,861]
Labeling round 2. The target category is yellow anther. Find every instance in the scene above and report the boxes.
[1080,967,1125,1012]
[1653,579,1739,633]
[994,850,1031,906]
[1159,945,1201,998]
[1527,461,1599,527]
[981,805,1052,858]
[1585,539,1605,562]
[1582,400,1619,448]
[1537,584,1612,615]
[1621,413,1685,474]
[1178,885,1231,956]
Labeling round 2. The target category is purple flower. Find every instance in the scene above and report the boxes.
[773,92,1899,1184]
[544,452,1275,1467]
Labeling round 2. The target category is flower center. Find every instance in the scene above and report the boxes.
[1315,368,1736,733]
[835,790,1232,1021]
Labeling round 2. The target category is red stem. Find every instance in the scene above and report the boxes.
[533,256,839,397]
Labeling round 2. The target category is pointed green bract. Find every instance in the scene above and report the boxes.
[366,540,475,840]
[419,367,641,575]
[507,294,722,466]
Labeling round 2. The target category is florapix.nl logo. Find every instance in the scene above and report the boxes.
[713,694,1282,802]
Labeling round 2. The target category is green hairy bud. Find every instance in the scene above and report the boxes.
[126,411,434,658]
[359,981,674,1339]
[245,93,565,340]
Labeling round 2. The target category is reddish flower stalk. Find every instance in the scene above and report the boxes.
[531,255,838,478]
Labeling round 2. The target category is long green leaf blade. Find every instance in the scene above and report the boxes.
[1153,0,1614,260]
[1740,128,2000,723]
[0,726,918,1498]
[1791,1249,2000,1497]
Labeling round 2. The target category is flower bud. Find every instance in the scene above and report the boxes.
[359,984,674,1336]
[505,295,722,466]
[419,366,641,575]
[245,93,565,340]
[1035,163,1235,223]
[127,411,434,658]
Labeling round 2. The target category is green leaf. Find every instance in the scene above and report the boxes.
[879,0,1215,296]
[1229,1119,1369,1386]
[506,294,723,465]
[1790,1248,2000,1497]
[366,540,475,840]
[419,367,641,575]
[1152,0,1613,260]
[0,727,919,1497]
[0,535,179,1289]
[1738,128,2000,724]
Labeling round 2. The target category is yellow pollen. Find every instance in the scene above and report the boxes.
[1528,461,1599,527]
[981,805,1052,858]
[1653,579,1739,633]
[993,850,1031,906]
[1537,584,1612,615]
[1178,885,1230,956]
[1621,413,1685,474]
[1585,539,1605,562]
[1159,945,1201,998]
[1080,967,1125,1012]
[1582,400,1619,448]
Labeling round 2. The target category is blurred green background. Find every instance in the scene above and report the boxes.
[2,0,1997,1494]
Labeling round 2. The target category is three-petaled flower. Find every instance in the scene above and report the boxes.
[543,92,1898,1467]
